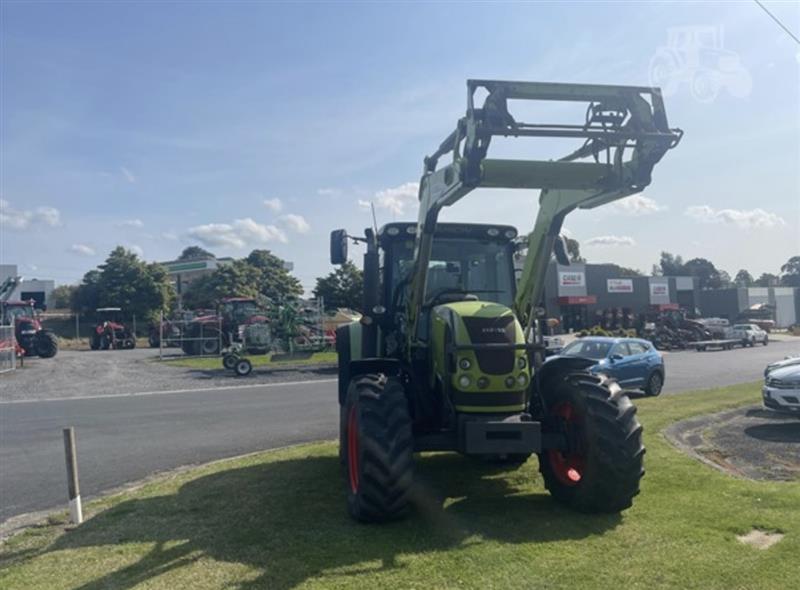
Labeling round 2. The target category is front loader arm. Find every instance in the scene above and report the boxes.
[409,80,682,343]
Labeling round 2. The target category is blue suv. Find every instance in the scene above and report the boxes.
[550,336,665,396]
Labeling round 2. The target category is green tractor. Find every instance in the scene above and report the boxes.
[331,80,682,523]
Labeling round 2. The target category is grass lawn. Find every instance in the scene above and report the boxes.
[1,382,797,589]
[161,351,338,370]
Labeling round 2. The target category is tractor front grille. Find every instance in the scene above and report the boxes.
[461,315,516,375]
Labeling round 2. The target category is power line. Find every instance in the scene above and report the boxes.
[753,0,800,46]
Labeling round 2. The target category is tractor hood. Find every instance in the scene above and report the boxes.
[435,300,525,375]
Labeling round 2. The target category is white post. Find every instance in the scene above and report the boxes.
[63,427,83,525]
[159,309,164,361]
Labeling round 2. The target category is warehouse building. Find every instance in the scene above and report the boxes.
[0,264,55,309]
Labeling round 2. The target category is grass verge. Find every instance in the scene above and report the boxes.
[1,383,797,589]
[161,351,337,370]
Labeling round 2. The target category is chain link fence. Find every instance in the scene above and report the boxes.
[154,313,224,360]
[0,326,17,374]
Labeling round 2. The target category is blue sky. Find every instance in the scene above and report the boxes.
[1,1,798,292]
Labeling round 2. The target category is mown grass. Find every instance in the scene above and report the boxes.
[161,351,338,370]
[1,383,797,589]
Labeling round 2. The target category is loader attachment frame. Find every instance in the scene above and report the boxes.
[409,79,682,343]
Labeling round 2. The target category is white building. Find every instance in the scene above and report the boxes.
[0,264,55,309]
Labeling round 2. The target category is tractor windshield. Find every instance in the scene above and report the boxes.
[3,304,35,322]
[390,238,514,308]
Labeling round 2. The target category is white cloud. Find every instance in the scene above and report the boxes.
[121,167,136,183]
[128,244,144,257]
[263,198,283,212]
[684,205,785,229]
[118,218,144,228]
[70,243,96,256]
[0,199,62,229]
[161,231,179,241]
[317,188,341,197]
[364,182,419,216]
[584,235,636,247]
[280,213,310,234]
[610,194,666,216]
[187,217,288,249]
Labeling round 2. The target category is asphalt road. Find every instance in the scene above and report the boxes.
[2,339,798,526]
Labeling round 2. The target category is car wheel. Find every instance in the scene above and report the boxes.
[644,371,663,397]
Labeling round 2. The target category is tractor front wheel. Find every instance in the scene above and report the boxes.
[342,373,413,522]
[35,332,59,358]
[539,373,644,513]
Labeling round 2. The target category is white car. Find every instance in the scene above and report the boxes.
[730,323,769,347]
[764,355,800,377]
[763,364,800,416]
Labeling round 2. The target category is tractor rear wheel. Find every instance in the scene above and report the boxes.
[35,332,58,358]
[342,373,414,523]
[539,373,644,513]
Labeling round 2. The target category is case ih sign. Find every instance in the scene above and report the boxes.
[558,271,585,288]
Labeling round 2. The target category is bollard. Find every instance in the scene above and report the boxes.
[63,427,83,524]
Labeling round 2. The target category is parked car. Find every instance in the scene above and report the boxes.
[729,323,768,347]
[548,336,665,396]
[764,355,800,377]
[762,364,800,416]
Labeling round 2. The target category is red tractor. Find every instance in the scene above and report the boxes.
[0,277,58,359]
[89,307,136,350]
[181,297,270,356]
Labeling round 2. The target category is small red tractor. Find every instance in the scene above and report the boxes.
[0,277,58,359]
[89,307,136,350]
[182,297,270,356]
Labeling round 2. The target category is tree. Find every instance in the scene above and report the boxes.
[658,252,685,276]
[313,261,364,311]
[683,258,722,289]
[565,238,584,263]
[50,285,78,309]
[72,247,174,321]
[605,264,643,277]
[245,249,303,302]
[180,250,302,309]
[177,246,216,261]
[734,269,754,287]
[718,270,732,288]
[182,260,261,309]
[755,273,779,287]
[780,255,800,287]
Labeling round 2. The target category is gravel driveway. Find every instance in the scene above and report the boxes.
[0,349,334,402]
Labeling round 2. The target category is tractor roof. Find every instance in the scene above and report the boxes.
[377,222,518,243]
[96,307,122,312]
[2,300,33,306]
[221,297,258,303]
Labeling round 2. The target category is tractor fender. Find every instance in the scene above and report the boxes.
[534,356,596,393]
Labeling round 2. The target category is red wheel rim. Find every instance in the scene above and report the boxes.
[547,402,586,487]
[347,404,359,493]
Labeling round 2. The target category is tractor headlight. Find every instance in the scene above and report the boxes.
[477,377,489,389]
[505,376,516,389]
[458,375,471,389]
[517,356,527,369]
[517,374,528,387]
[458,357,471,370]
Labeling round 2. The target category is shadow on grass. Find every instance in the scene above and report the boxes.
[49,453,621,589]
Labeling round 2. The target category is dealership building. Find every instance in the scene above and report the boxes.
[540,262,800,331]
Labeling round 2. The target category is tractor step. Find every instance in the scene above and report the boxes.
[461,414,541,455]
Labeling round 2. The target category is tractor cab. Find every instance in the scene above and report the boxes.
[2,301,37,325]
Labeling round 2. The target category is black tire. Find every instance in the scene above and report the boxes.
[342,373,414,523]
[149,334,160,348]
[201,335,221,356]
[35,332,58,358]
[538,372,644,513]
[763,337,768,346]
[644,371,664,397]
[222,353,238,370]
[123,337,136,350]
[234,359,252,377]
[90,333,100,350]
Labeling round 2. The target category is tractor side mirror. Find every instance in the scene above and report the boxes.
[330,229,348,265]
[553,235,570,266]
